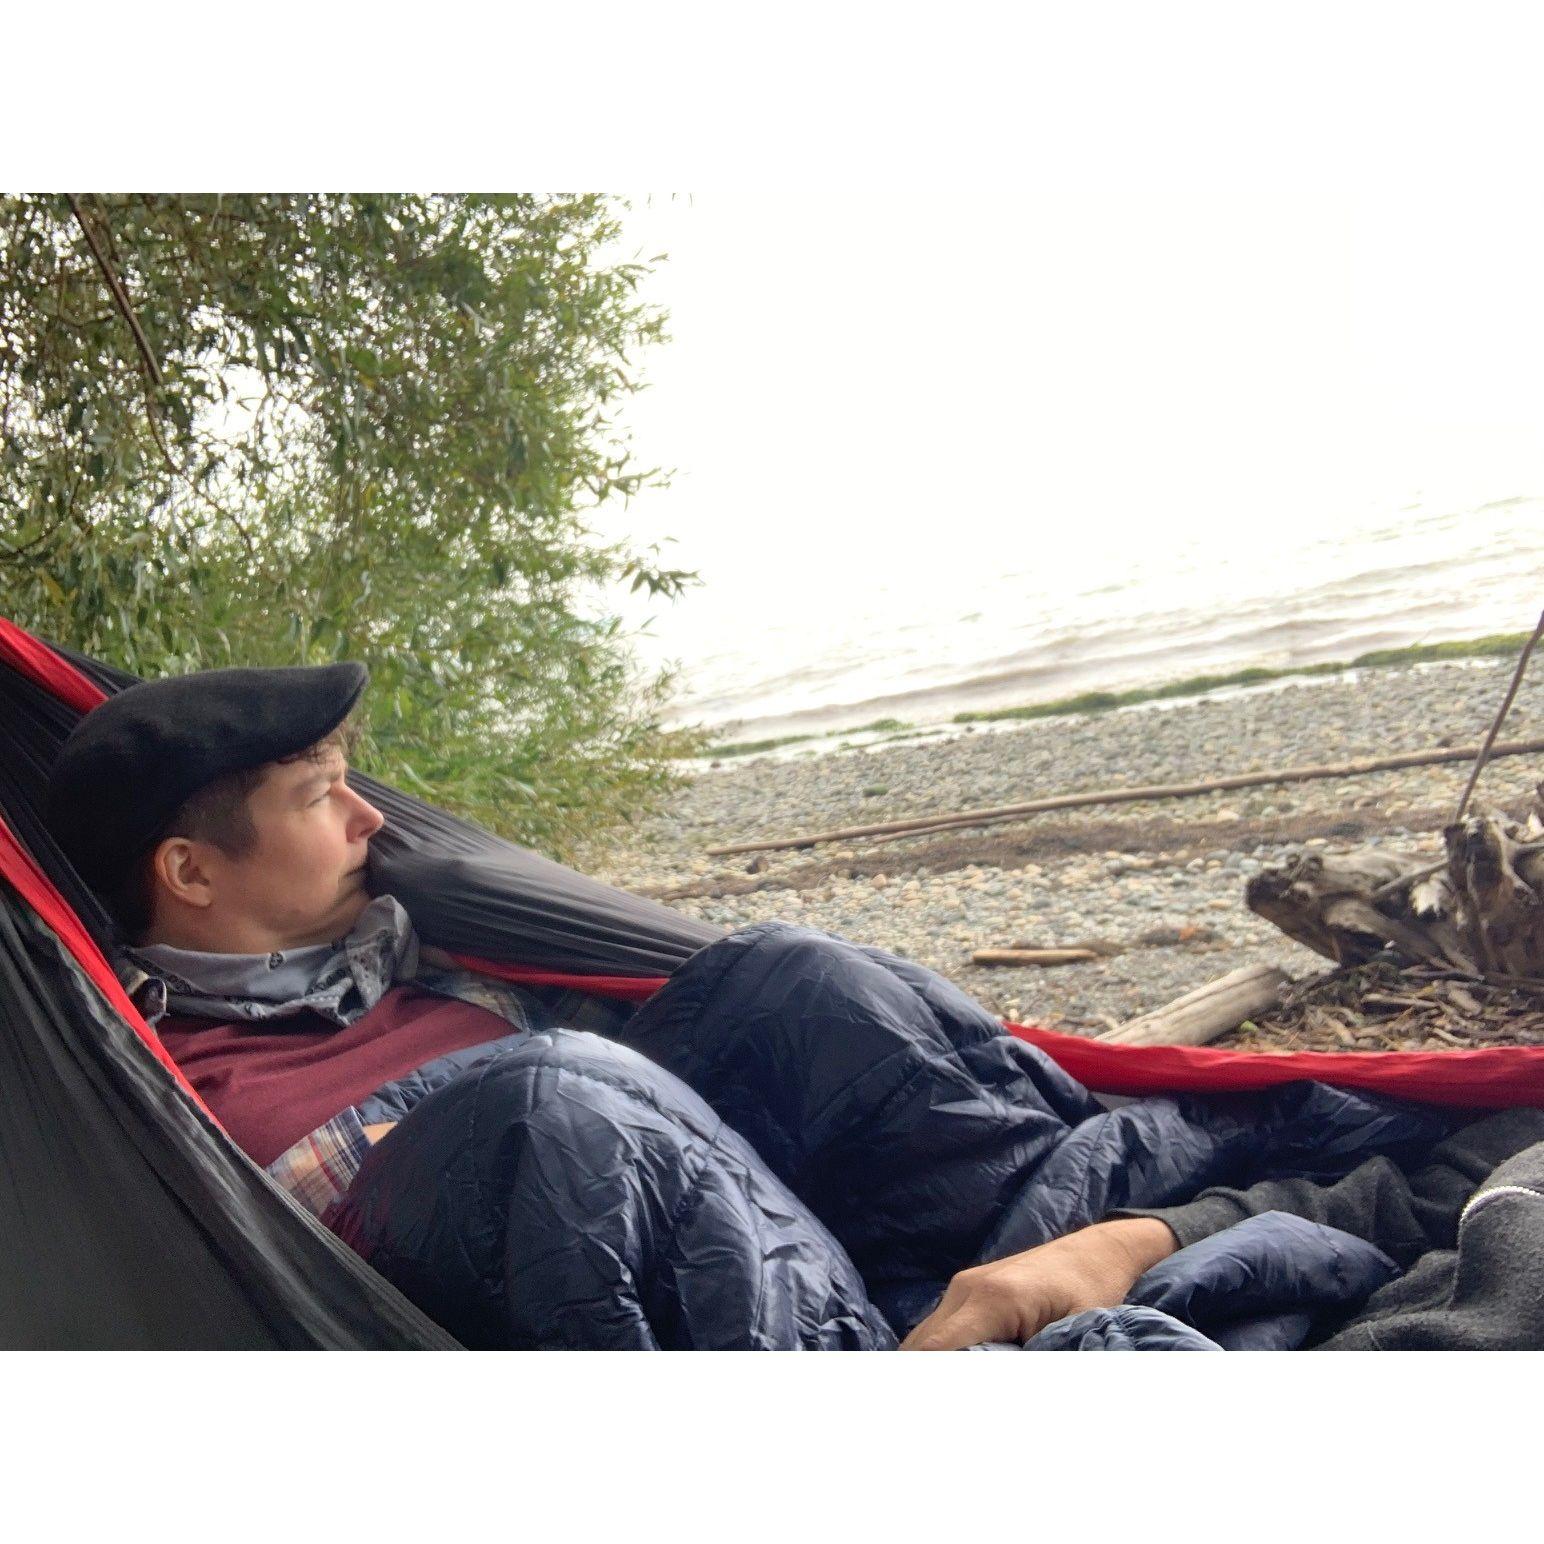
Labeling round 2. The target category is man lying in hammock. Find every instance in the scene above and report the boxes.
[47,663,1544,1349]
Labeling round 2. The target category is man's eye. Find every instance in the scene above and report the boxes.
[309,791,329,806]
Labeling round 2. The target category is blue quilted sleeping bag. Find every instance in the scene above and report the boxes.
[327,923,1446,1348]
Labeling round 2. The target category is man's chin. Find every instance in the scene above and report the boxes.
[324,885,374,938]
[277,877,373,948]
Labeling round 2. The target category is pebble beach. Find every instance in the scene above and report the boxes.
[584,658,1544,1044]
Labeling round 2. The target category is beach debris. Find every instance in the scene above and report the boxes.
[1247,796,1544,987]
[971,947,1098,967]
[1135,923,1218,948]
[1248,610,1544,992]
[1223,957,1544,1052]
[1010,936,1121,956]
[704,736,1544,857]
[1097,963,1291,1048]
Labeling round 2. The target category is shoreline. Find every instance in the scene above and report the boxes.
[587,655,1544,1045]
[695,632,1533,762]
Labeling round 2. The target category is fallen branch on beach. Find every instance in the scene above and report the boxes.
[971,947,1099,967]
[705,736,1544,857]
[1097,963,1291,1047]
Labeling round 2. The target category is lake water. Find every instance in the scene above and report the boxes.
[627,493,1544,742]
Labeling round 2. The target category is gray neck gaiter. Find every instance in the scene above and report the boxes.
[120,893,419,1028]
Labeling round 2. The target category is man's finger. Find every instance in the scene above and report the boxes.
[899,1278,967,1349]
[900,1318,954,1350]
[900,1295,962,1349]
[901,1300,1002,1351]
[899,1315,942,1350]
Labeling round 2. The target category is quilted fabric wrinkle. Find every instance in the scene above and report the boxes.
[1027,1304,1225,1351]
[631,925,1059,1173]
[640,1121,728,1340]
[496,1050,701,1347]
[435,1053,530,1313]
[625,928,1083,1283]
[1027,1215,1401,1351]
[464,1027,891,1349]
[652,1163,775,1350]
[977,1101,1242,1260]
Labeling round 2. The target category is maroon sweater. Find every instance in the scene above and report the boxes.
[156,985,514,1165]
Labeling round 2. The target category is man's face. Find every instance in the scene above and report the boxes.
[203,748,386,951]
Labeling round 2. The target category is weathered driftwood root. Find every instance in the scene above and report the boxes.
[1447,792,1544,979]
[1245,848,1471,970]
[1246,783,1544,986]
[1098,963,1291,1047]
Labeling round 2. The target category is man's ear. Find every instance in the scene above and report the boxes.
[150,837,217,911]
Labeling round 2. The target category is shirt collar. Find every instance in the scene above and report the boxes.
[118,894,419,1028]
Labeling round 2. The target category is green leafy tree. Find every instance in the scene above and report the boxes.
[0,193,698,856]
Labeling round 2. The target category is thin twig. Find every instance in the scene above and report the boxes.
[64,193,258,563]
[0,526,60,562]
[1371,859,1448,901]
[1454,608,1544,824]
[66,194,162,386]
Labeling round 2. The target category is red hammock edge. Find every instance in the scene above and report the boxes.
[5,613,1543,1113]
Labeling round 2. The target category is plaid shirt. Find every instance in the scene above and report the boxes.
[266,1106,375,1218]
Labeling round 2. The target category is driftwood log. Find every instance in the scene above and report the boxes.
[1246,783,1544,986]
[971,947,1098,967]
[1097,963,1291,1047]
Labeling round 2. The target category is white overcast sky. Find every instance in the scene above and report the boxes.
[573,7,1544,678]
[608,179,1544,672]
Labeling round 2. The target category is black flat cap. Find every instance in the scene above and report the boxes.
[48,662,368,895]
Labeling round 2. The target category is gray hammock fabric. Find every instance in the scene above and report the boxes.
[0,635,716,1348]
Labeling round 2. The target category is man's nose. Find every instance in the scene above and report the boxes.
[346,786,386,839]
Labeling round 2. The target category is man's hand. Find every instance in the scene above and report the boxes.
[899,1217,1179,1350]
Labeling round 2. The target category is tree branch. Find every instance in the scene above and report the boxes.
[65,193,258,563]
[0,525,59,562]
[66,193,162,386]
[1454,608,1544,823]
